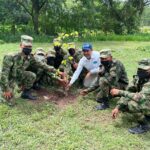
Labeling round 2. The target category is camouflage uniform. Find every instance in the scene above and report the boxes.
[87,50,128,103]
[116,59,150,124]
[60,43,82,76]
[53,38,67,69]
[0,35,55,103]
[27,48,47,83]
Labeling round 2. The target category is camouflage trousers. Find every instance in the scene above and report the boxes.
[96,77,128,100]
[0,71,36,104]
[4,71,36,92]
[118,97,150,123]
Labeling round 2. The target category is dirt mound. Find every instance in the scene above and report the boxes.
[33,88,79,108]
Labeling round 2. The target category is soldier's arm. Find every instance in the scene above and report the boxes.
[0,55,13,91]
[31,56,56,73]
[117,89,146,103]
[105,66,118,86]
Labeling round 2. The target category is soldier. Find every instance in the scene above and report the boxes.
[46,49,56,67]
[81,49,129,110]
[60,42,82,77]
[0,35,56,105]
[27,47,47,90]
[53,38,67,69]
[111,58,150,134]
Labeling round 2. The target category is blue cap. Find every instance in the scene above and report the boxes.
[82,43,92,51]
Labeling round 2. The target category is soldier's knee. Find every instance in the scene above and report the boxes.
[26,71,36,81]
[128,101,139,112]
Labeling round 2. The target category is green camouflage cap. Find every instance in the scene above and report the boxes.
[35,48,46,56]
[138,58,150,70]
[47,49,56,57]
[21,35,33,46]
[100,49,112,58]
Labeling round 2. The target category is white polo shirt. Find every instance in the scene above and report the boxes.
[70,51,100,84]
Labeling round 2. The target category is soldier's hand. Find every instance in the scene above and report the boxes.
[80,89,88,96]
[112,108,119,119]
[59,78,68,87]
[3,91,13,100]
[110,88,120,96]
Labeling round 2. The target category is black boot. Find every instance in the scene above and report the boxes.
[145,115,150,122]
[21,89,37,100]
[95,97,109,110]
[32,82,41,90]
[96,98,103,103]
[128,122,150,134]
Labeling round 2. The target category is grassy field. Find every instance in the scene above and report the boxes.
[0,41,150,150]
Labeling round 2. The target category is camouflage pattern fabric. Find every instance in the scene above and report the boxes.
[87,59,129,99]
[0,52,55,93]
[116,81,150,122]
[59,50,82,76]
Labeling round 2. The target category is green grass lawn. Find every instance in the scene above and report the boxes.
[0,41,150,150]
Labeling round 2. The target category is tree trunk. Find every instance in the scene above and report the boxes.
[32,0,40,34]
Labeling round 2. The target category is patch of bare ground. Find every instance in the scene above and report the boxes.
[32,88,79,108]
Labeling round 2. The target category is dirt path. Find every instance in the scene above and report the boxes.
[33,88,79,108]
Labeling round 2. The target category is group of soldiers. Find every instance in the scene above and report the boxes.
[0,35,150,134]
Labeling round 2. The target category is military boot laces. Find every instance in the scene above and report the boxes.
[128,124,150,134]
[21,89,37,100]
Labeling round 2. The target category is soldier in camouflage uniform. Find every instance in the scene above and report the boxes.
[53,38,67,69]
[0,35,56,104]
[81,49,129,110]
[60,42,82,77]
[27,47,47,90]
[111,58,150,134]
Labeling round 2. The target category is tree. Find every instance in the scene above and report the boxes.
[16,0,48,34]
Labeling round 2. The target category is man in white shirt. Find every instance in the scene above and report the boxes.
[67,43,101,89]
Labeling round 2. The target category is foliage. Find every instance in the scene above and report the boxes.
[0,0,149,35]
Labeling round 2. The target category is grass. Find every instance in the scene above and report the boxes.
[1,32,150,43]
[0,41,150,149]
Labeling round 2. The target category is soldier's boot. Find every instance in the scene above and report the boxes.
[96,98,103,103]
[95,97,109,110]
[21,89,37,100]
[32,82,41,90]
[145,115,150,122]
[128,122,150,134]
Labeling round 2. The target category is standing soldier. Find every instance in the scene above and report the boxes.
[0,35,56,105]
[81,49,129,110]
[60,42,82,77]
[53,38,67,69]
[111,58,150,134]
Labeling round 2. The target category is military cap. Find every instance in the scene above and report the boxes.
[35,48,46,56]
[21,35,33,46]
[100,49,112,58]
[138,58,150,70]
[53,38,62,47]
[47,49,56,57]
[68,42,76,50]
